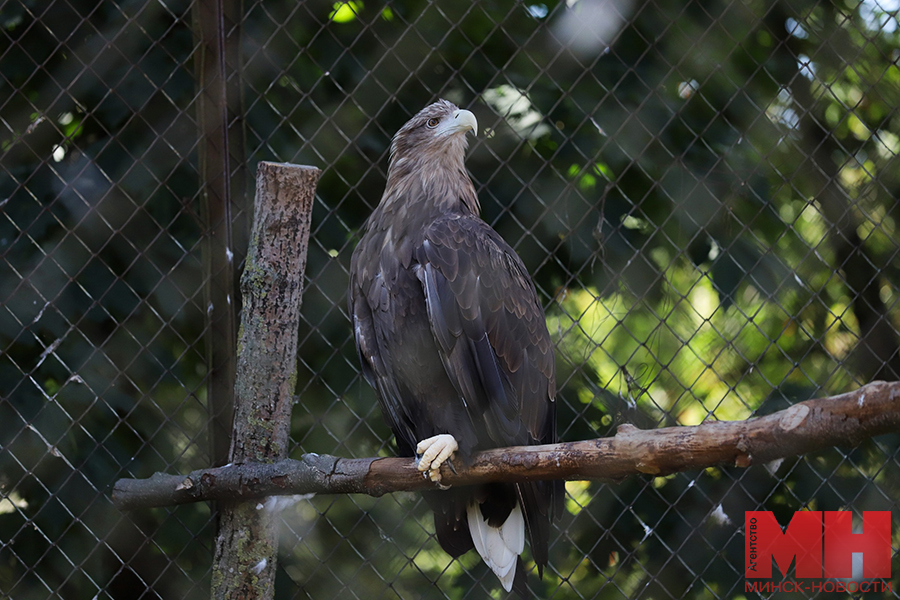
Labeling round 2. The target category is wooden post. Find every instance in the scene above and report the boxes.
[210,162,320,600]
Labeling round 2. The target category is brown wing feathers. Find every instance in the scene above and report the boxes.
[418,217,553,444]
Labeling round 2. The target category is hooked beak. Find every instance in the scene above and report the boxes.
[451,109,478,136]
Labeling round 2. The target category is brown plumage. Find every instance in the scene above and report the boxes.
[349,99,561,594]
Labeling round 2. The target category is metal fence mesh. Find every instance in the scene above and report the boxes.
[1,0,898,598]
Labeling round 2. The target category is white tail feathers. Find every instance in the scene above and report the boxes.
[466,501,525,592]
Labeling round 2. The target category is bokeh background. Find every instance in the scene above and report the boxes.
[1,0,899,598]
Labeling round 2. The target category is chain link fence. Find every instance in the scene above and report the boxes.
[2,0,899,598]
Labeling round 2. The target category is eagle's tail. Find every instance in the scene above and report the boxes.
[466,500,525,591]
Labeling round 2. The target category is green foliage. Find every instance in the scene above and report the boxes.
[2,0,898,598]
[0,1,212,598]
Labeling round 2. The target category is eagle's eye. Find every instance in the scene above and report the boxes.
[426,117,440,128]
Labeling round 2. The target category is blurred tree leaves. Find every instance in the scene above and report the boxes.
[1,1,212,598]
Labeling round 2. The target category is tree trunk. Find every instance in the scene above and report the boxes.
[210,162,320,600]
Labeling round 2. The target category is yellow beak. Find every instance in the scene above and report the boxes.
[452,109,478,136]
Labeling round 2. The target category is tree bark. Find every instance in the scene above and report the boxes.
[209,162,320,600]
[114,380,900,510]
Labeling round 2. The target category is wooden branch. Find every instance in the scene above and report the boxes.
[114,380,900,511]
[209,162,320,600]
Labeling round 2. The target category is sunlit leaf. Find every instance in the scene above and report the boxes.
[330,1,362,23]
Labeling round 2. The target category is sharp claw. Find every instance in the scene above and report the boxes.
[428,468,451,490]
[414,434,458,487]
[446,457,458,475]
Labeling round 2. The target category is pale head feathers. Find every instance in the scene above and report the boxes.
[383,99,480,215]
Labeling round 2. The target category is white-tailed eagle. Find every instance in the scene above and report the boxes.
[349,99,561,594]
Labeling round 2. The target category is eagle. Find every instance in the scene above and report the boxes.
[349,99,561,593]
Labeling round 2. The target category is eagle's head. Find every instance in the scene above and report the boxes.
[389,99,478,171]
[382,99,480,215]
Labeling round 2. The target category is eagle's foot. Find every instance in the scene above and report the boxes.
[415,434,458,486]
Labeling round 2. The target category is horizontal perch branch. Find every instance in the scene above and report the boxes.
[113,380,900,511]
